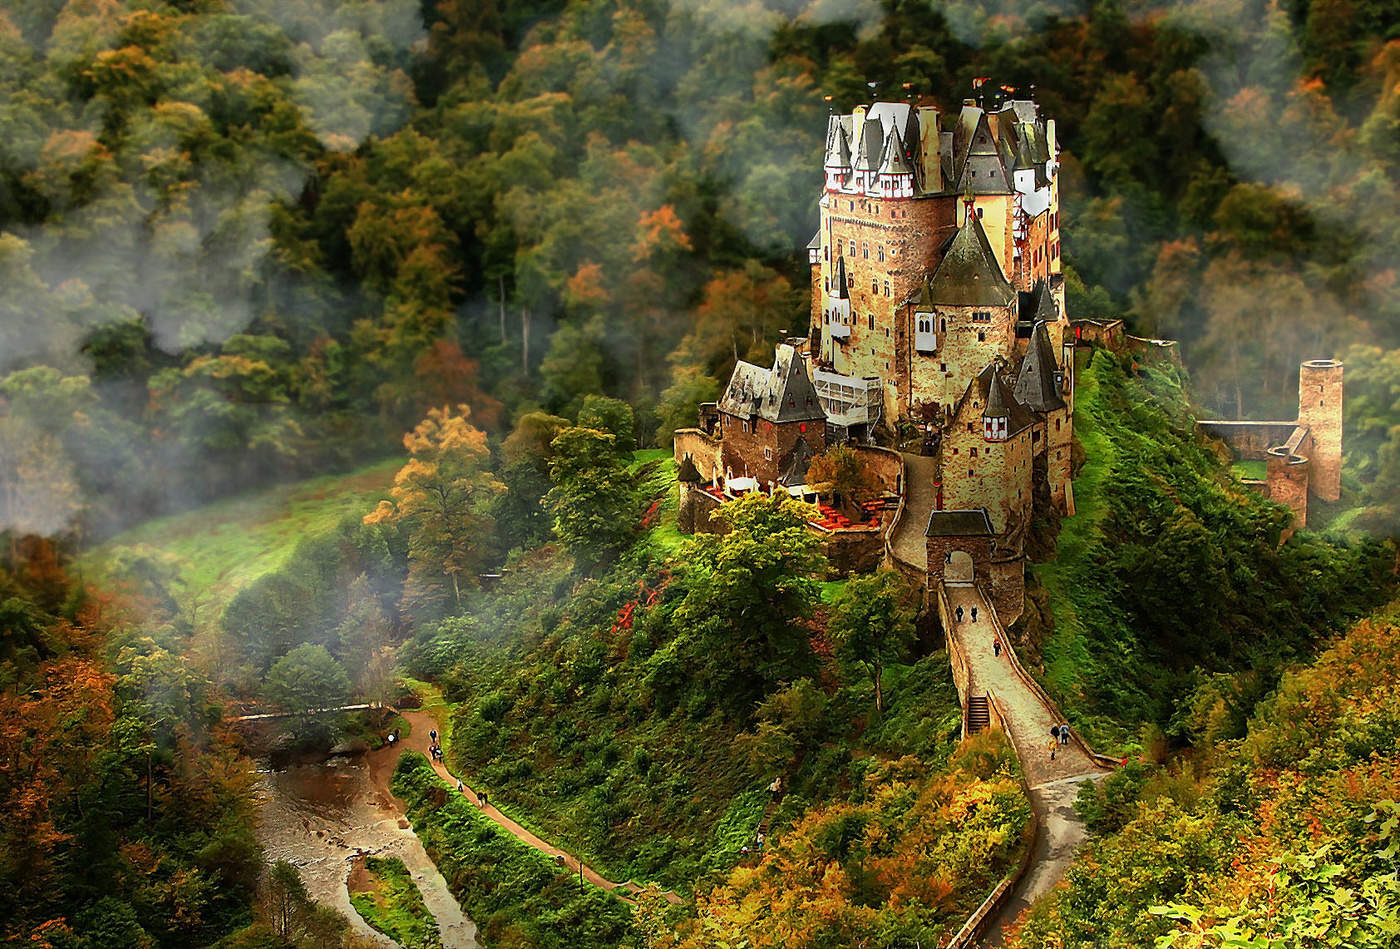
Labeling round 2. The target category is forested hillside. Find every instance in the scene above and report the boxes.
[1024,350,1395,750]
[1007,598,1400,948]
[4,0,1400,546]
[2,1,1400,947]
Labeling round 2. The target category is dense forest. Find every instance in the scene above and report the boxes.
[2,0,1400,946]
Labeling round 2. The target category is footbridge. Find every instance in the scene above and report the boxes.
[929,576,1116,947]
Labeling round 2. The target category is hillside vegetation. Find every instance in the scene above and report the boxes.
[1007,599,1400,948]
[1026,350,1395,750]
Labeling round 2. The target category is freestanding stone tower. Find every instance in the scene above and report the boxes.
[1297,359,1343,503]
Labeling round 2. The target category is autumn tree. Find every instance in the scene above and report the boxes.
[807,444,882,518]
[828,570,917,713]
[366,404,505,614]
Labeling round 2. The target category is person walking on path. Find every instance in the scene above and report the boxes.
[1048,736,1058,761]
[993,637,1001,657]
[456,778,463,793]
[971,606,979,623]
[956,605,965,623]
[429,729,438,743]
[1059,723,1070,746]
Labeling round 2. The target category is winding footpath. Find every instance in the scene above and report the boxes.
[393,709,684,907]
[943,584,1109,946]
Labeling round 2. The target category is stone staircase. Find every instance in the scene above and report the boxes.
[967,694,991,733]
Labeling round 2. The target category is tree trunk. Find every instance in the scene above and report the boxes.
[522,308,530,374]
[146,749,154,824]
[873,662,884,713]
[499,275,507,342]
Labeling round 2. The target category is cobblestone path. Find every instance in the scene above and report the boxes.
[890,453,938,570]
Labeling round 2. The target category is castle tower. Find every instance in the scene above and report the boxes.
[1297,359,1343,502]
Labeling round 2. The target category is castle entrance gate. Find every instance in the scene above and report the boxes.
[946,550,975,585]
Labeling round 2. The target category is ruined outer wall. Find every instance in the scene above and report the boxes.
[1297,359,1343,502]
[1198,421,1301,460]
[1266,448,1310,529]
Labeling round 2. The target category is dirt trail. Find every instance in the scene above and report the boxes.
[390,709,684,906]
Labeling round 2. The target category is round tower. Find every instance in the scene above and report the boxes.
[1297,359,1343,503]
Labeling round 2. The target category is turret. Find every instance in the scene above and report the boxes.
[1298,359,1343,502]
[874,128,915,198]
[827,256,851,341]
[984,372,1012,441]
[824,119,852,192]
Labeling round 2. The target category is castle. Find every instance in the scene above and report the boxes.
[671,87,1342,616]
[672,90,1074,612]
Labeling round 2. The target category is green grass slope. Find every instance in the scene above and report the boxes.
[82,458,401,619]
[1029,349,1394,751]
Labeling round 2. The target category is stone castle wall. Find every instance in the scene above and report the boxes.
[717,413,824,486]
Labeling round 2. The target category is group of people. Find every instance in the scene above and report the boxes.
[1047,722,1072,760]
[954,604,980,624]
[741,831,766,856]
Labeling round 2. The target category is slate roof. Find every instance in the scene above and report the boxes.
[954,362,1035,437]
[718,344,827,424]
[677,454,703,483]
[853,117,883,172]
[1018,278,1058,325]
[824,119,852,169]
[950,106,1012,195]
[925,214,1015,307]
[807,229,822,251]
[878,128,913,175]
[926,508,994,537]
[778,439,816,487]
[832,256,849,299]
[1013,321,1066,413]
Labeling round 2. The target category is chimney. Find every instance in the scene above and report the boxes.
[918,105,941,193]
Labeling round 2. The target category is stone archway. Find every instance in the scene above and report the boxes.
[946,550,975,585]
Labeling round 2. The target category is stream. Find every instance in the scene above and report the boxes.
[252,745,481,948]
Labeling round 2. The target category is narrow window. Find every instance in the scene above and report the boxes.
[977,207,984,219]
[878,246,885,262]
[978,330,986,342]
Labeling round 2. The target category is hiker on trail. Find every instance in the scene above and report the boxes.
[971,606,979,623]
[769,776,782,799]
[993,638,1001,657]
[956,605,965,622]
[482,791,489,807]
[756,832,765,851]
[387,732,396,746]
[1048,737,1057,761]
[1059,723,1070,746]
[456,778,463,793]
[430,729,438,743]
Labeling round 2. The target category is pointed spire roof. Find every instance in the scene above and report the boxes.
[825,121,852,169]
[677,454,703,483]
[954,362,1034,437]
[1014,321,1066,412]
[853,117,883,172]
[926,214,1015,307]
[832,257,849,299]
[878,127,913,175]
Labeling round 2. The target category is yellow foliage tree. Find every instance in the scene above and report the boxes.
[365,404,504,613]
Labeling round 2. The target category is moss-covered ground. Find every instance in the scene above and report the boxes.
[348,855,443,949]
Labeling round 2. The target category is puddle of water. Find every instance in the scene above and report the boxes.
[253,754,480,948]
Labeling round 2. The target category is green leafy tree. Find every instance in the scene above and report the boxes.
[828,570,916,713]
[578,394,636,454]
[544,426,636,572]
[265,643,350,714]
[666,493,824,714]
